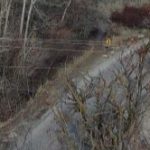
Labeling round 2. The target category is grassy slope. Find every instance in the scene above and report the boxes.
[0,0,150,145]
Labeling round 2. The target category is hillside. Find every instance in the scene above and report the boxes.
[0,0,150,150]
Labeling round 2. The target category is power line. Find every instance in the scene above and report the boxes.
[0,45,117,53]
[0,43,105,49]
[0,62,85,70]
[0,37,107,43]
[0,38,119,53]
[0,65,64,70]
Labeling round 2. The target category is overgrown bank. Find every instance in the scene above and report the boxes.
[0,0,109,121]
[0,0,150,123]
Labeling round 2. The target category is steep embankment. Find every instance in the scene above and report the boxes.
[0,37,149,150]
[0,0,110,122]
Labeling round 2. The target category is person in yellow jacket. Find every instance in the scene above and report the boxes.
[104,36,112,48]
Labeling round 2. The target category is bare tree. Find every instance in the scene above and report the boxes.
[23,0,37,59]
[0,0,12,37]
[20,0,27,37]
[3,0,12,36]
[60,0,72,23]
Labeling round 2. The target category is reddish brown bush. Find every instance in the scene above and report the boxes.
[111,5,150,28]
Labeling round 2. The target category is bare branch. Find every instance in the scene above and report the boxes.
[60,0,72,23]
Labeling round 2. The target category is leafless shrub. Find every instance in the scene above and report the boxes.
[55,43,150,150]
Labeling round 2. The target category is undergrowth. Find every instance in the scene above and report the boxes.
[55,43,150,150]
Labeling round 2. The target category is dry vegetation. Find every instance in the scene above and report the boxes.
[0,0,150,122]
[0,0,150,149]
[0,0,105,122]
[55,43,150,150]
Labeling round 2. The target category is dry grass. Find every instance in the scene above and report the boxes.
[0,48,95,132]
[0,0,150,143]
[55,42,150,150]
